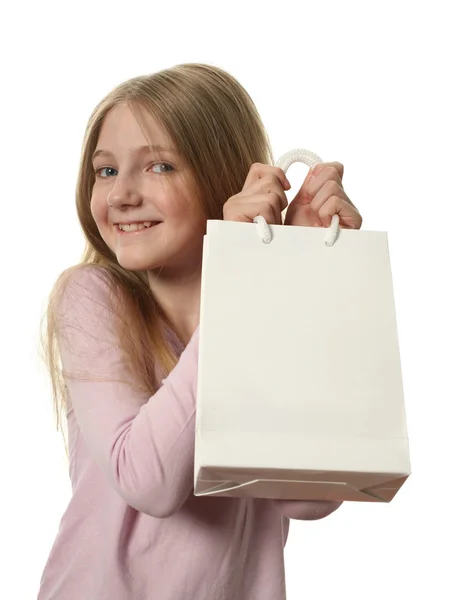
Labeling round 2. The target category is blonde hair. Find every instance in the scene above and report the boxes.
[40,62,275,433]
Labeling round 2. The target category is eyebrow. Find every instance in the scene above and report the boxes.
[92,144,178,162]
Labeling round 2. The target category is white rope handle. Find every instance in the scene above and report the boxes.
[253,149,340,247]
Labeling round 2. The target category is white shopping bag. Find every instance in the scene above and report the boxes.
[194,149,411,503]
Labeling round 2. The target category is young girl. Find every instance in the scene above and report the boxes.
[39,62,362,599]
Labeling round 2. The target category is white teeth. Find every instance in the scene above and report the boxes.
[118,221,153,232]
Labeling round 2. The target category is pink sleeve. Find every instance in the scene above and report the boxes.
[57,267,199,518]
[274,500,342,520]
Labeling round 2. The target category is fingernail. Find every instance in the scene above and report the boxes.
[285,177,291,190]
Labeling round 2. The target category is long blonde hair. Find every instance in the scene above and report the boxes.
[40,62,275,433]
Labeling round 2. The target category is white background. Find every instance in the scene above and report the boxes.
[2,0,450,598]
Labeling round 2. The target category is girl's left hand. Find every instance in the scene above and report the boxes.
[283,162,363,229]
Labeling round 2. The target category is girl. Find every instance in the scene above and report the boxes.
[39,63,362,599]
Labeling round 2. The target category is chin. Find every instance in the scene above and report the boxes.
[115,249,164,272]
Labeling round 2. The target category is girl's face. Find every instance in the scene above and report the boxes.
[91,103,207,274]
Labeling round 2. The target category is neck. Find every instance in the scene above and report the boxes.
[147,262,202,347]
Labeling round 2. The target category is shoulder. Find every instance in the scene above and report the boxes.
[59,264,112,300]
[53,266,127,375]
[55,265,118,326]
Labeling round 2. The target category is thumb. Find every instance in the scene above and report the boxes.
[291,168,315,206]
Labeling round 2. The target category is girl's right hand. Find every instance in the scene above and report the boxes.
[223,163,291,225]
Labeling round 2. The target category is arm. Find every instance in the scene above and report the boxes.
[57,267,199,519]
[274,500,342,520]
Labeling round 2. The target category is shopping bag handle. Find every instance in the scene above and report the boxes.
[253,148,340,247]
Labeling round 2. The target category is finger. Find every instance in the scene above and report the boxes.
[317,196,360,228]
[268,184,289,214]
[310,176,357,210]
[242,176,288,213]
[270,202,282,225]
[223,202,280,225]
[235,194,283,225]
[284,202,322,227]
[262,180,288,213]
[312,161,344,181]
[310,180,348,213]
[258,192,284,224]
[255,203,281,225]
[292,165,344,207]
[243,163,290,193]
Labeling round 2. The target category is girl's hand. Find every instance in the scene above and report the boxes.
[223,163,290,224]
[284,162,363,229]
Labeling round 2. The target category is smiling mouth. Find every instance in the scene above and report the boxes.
[115,222,161,233]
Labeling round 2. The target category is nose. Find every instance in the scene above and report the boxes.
[107,175,143,209]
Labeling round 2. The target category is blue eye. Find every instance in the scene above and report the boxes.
[152,163,174,174]
[94,163,174,178]
[95,167,118,178]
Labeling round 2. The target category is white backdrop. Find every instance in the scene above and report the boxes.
[2,1,450,598]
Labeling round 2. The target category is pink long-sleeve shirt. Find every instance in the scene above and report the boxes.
[38,267,340,599]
